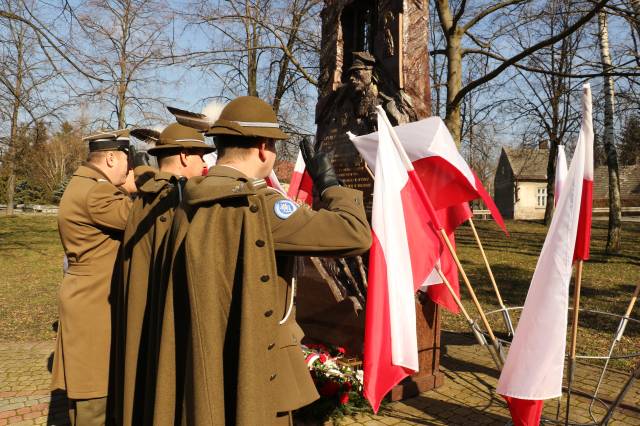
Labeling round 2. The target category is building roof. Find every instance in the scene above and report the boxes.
[502,147,549,180]
[593,164,640,200]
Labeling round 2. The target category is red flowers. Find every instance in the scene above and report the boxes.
[339,392,349,405]
[319,380,341,397]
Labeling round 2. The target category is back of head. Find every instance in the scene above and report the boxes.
[208,96,285,162]
[144,123,213,178]
[207,96,288,141]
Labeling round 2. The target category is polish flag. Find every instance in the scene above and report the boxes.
[497,84,593,425]
[287,150,313,204]
[204,151,287,194]
[350,117,505,313]
[349,117,506,233]
[364,111,443,413]
[573,93,594,262]
[554,145,568,206]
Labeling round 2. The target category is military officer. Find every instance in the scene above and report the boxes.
[157,96,372,425]
[116,123,214,426]
[52,129,133,426]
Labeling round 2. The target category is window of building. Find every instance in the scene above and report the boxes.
[537,187,547,207]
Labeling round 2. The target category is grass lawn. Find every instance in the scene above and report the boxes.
[0,214,63,342]
[450,218,640,371]
[0,214,638,370]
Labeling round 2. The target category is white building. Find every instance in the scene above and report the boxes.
[494,146,549,220]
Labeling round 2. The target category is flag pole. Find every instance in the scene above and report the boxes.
[467,218,515,336]
[588,281,640,416]
[375,105,505,368]
[565,259,584,425]
[434,266,504,369]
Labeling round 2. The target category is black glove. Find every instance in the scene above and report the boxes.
[300,137,340,196]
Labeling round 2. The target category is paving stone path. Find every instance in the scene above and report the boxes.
[1,333,638,425]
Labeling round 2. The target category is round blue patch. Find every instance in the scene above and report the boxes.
[274,199,298,219]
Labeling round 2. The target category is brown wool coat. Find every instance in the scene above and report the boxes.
[114,170,183,425]
[52,163,132,399]
[153,166,371,425]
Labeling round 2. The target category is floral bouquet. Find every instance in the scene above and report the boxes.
[295,343,375,424]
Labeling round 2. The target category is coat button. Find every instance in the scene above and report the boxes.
[260,275,270,282]
[250,204,259,213]
[264,309,273,317]
[159,216,167,222]
[268,342,275,350]
[270,373,277,381]
[255,239,265,247]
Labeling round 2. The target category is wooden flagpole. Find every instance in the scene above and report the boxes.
[565,260,584,425]
[467,218,515,336]
[434,266,503,369]
[375,105,505,367]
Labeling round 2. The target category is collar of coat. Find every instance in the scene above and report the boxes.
[74,162,113,183]
[183,165,269,207]
[138,170,179,195]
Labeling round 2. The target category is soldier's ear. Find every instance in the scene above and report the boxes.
[179,151,189,167]
[105,151,115,167]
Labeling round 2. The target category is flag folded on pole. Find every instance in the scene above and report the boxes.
[554,145,568,206]
[497,83,594,425]
[287,150,313,204]
[364,112,443,413]
[573,94,594,261]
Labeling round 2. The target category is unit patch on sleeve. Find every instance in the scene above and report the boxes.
[273,199,298,219]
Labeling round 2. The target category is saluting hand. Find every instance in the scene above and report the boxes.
[299,137,340,196]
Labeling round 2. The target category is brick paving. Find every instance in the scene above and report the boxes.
[1,333,638,425]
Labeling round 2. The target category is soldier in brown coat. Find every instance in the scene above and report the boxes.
[52,129,133,425]
[115,123,214,426]
[156,96,371,425]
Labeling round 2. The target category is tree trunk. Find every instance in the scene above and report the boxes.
[598,10,623,254]
[245,1,259,97]
[444,33,463,146]
[544,140,559,225]
[117,2,131,129]
[6,25,24,216]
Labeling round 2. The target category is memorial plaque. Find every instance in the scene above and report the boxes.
[319,129,374,213]
[298,0,443,401]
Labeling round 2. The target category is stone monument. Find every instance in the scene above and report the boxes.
[297,0,443,400]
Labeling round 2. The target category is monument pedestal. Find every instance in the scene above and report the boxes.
[390,299,445,400]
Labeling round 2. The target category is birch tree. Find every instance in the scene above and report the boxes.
[598,9,623,253]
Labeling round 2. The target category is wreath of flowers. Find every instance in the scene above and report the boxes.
[295,343,375,424]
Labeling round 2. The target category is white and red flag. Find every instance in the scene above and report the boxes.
[350,116,506,313]
[554,145,568,206]
[287,150,313,204]
[363,111,443,413]
[204,151,287,194]
[497,83,593,425]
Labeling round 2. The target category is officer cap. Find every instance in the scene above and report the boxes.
[347,51,375,74]
[206,96,288,141]
[83,129,130,153]
[134,123,215,156]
